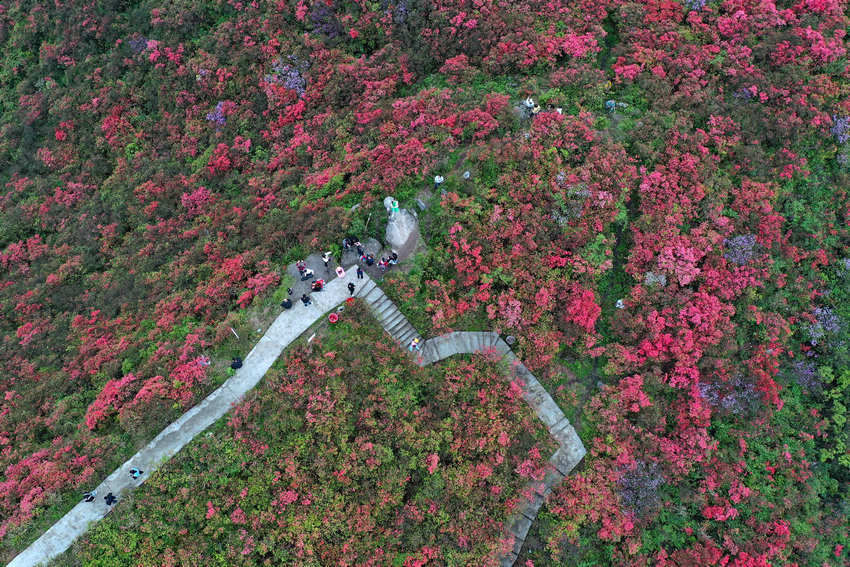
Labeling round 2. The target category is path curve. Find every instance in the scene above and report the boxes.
[9,269,584,567]
[417,332,585,566]
[353,278,585,566]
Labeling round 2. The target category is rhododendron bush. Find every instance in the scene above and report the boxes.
[0,0,848,563]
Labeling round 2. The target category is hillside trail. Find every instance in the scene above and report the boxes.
[10,266,584,567]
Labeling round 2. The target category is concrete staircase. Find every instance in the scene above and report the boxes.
[354,278,422,349]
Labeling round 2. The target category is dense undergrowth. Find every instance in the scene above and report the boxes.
[1,0,848,565]
[54,301,554,566]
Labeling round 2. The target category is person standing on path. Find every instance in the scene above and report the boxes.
[322,251,332,271]
[301,293,312,306]
[129,468,143,480]
[104,493,117,506]
[356,266,363,279]
[348,282,355,295]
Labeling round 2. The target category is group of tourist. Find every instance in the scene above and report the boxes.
[285,236,400,308]
[82,468,144,507]
[295,259,314,281]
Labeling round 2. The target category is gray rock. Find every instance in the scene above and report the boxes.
[385,209,418,250]
[644,271,667,287]
[340,248,360,267]
[363,237,382,257]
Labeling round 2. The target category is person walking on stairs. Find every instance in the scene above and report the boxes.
[356,266,363,279]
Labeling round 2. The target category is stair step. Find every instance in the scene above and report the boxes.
[363,287,383,303]
[383,321,406,338]
[408,332,423,346]
[387,318,409,336]
[382,312,404,330]
[372,302,394,318]
[398,328,418,344]
[356,279,376,296]
[368,293,389,308]
[377,302,401,324]
[392,324,413,341]
[376,301,397,316]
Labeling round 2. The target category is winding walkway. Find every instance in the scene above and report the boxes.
[419,332,585,565]
[9,269,585,567]
[356,278,585,565]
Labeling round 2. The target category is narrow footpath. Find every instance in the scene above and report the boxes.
[10,268,585,567]
[9,269,362,567]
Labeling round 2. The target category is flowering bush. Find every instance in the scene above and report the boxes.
[0,0,847,563]
[723,234,758,266]
[73,305,553,564]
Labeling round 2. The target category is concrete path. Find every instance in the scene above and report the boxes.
[413,332,586,566]
[8,268,363,567]
[11,267,585,567]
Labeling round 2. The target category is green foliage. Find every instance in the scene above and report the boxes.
[817,366,850,470]
[64,305,552,565]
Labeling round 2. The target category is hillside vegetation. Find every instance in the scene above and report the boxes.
[0,0,848,565]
